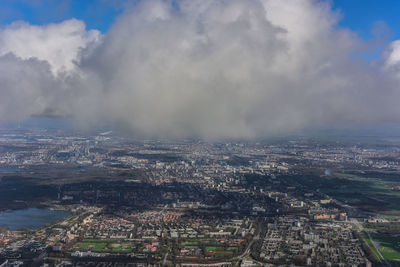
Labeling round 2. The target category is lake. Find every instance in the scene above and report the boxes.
[0,208,71,230]
[0,167,22,172]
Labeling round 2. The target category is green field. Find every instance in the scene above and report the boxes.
[282,171,400,217]
[74,240,133,253]
[381,246,399,260]
[206,246,226,252]
[334,172,400,215]
[371,232,400,261]
[76,241,107,250]
[362,232,383,261]
[111,247,132,253]
[183,241,199,246]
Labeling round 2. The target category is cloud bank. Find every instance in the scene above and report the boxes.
[1,0,400,139]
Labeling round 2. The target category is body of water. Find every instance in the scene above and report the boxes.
[0,167,21,172]
[0,208,71,230]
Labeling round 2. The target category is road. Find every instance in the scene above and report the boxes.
[365,231,391,267]
[162,252,169,266]
[233,227,261,261]
[352,218,391,267]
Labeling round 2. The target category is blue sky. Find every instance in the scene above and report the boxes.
[333,0,400,40]
[0,0,125,32]
[0,0,399,40]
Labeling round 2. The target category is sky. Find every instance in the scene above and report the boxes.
[0,0,123,33]
[333,0,400,40]
[0,0,400,139]
[1,0,399,38]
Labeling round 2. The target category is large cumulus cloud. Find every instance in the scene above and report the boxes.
[0,19,101,74]
[1,0,400,139]
[0,19,100,121]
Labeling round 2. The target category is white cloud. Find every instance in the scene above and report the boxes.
[385,40,400,73]
[0,54,55,120]
[0,0,400,139]
[0,19,101,74]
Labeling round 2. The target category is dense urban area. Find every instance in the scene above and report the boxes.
[1,128,400,266]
